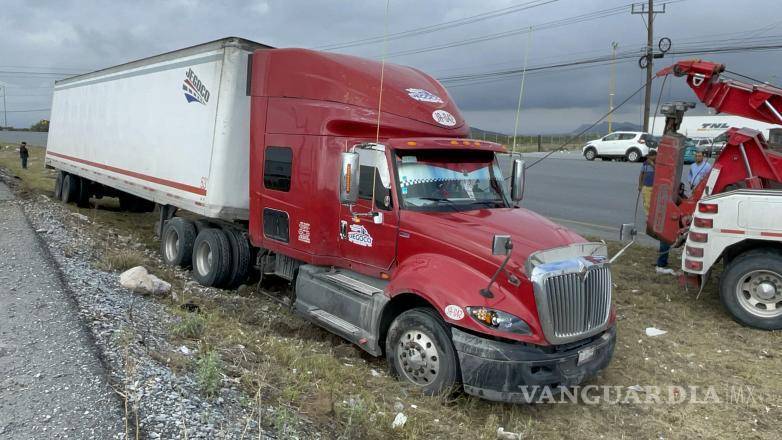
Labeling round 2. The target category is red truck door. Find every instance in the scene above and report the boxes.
[338,147,398,274]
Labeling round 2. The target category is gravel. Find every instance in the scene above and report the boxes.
[0,175,314,439]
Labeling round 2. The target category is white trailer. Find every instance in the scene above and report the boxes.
[45,38,271,219]
[648,115,781,140]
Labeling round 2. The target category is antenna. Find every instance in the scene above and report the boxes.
[371,0,391,213]
[511,26,533,156]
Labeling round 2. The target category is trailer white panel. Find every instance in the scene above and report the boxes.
[648,115,781,139]
[46,38,270,220]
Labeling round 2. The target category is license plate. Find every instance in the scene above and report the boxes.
[577,347,596,365]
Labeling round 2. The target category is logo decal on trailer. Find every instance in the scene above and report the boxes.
[432,110,457,127]
[298,221,311,244]
[183,68,210,105]
[406,88,444,104]
[347,224,373,247]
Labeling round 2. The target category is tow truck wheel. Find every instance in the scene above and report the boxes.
[386,308,459,396]
[720,250,782,330]
[192,228,232,287]
[584,148,597,161]
[161,217,197,268]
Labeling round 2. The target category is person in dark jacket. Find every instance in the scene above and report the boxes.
[19,142,29,169]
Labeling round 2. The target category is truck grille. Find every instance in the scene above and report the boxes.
[538,266,612,344]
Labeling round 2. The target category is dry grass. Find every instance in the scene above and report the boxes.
[2,148,780,439]
[96,249,147,272]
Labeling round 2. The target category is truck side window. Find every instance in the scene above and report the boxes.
[358,166,392,210]
[264,146,292,191]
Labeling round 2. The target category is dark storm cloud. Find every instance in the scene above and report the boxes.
[1,0,780,132]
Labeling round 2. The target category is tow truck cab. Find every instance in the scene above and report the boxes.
[246,48,616,402]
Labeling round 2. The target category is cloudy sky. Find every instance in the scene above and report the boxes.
[1,0,780,134]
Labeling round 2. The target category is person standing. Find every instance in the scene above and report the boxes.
[19,142,29,169]
[688,150,712,190]
[638,150,673,274]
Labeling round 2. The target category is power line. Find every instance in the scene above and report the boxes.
[2,108,51,113]
[313,0,559,50]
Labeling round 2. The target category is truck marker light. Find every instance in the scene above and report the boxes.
[698,203,718,214]
[462,141,471,146]
[406,141,417,146]
[693,217,713,228]
[444,305,465,321]
[685,259,703,271]
[689,231,708,243]
[450,140,459,145]
[345,163,352,194]
[473,142,481,146]
[380,272,390,280]
[686,246,704,257]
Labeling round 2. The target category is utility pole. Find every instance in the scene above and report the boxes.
[608,41,618,133]
[632,1,665,132]
[0,84,6,129]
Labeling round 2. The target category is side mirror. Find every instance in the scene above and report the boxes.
[510,159,525,202]
[339,152,360,205]
[491,234,513,255]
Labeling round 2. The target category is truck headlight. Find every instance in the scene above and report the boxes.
[466,307,531,335]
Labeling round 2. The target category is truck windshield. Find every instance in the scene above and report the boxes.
[395,149,509,212]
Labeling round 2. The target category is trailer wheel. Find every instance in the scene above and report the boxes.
[223,227,252,289]
[76,177,92,207]
[192,228,232,287]
[386,308,460,396]
[54,171,65,200]
[161,218,197,268]
[61,174,80,204]
[720,249,782,330]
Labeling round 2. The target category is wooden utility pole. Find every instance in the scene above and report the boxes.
[632,1,665,132]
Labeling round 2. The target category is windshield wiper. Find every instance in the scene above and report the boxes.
[468,200,506,209]
[418,197,460,212]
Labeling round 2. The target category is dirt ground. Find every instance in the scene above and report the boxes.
[1,144,780,439]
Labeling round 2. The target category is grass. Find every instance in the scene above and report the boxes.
[1,145,780,439]
[196,349,222,398]
[172,312,207,340]
[96,249,147,272]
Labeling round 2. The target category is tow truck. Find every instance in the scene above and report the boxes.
[647,60,782,329]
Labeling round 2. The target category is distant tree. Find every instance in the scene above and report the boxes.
[30,119,49,132]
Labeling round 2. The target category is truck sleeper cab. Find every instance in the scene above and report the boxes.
[44,38,616,402]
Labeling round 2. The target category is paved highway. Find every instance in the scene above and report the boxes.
[500,151,650,242]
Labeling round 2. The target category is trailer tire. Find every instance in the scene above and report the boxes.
[161,217,197,268]
[61,174,80,204]
[386,307,460,396]
[584,147,597,161]
[76,177,91,207]
[192,228,232,287]
[54,171,64,200]
[223,227,251,289]
[720,249,782,330]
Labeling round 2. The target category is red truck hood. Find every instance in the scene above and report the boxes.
[399,207,585,273]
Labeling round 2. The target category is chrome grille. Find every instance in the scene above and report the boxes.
[538,265,612,343]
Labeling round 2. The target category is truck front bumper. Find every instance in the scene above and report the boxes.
[452,326,616,403]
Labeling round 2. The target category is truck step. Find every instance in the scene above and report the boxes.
[320,273,383,296]
[308,309,361,335]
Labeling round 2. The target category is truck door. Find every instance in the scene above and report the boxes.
[338,146,398,272]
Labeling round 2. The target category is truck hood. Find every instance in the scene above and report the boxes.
[399,207,585,274]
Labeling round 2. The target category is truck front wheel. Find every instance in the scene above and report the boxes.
[386,308,459,396]
[720,249,782,330]
[61,174,80,204]
[54,171,64,200]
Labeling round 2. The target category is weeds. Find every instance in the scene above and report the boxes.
[196,350,222,398]
[97,249,146,272]
[172,313,206,340]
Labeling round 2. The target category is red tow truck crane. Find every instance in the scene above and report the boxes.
[647,59,782,330]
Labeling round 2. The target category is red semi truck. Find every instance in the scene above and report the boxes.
[45,38,615,402]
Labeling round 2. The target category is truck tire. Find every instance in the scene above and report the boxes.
[76,177,92,207]
[192,228,232,287]
[223,227,251,289]
[720,249,782,330]
[386,308,460,396]
[626,148,642,163]
[161,217,197,268]
[54,171,64,200]
[61,174,80,204]
[583,147,597,161]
